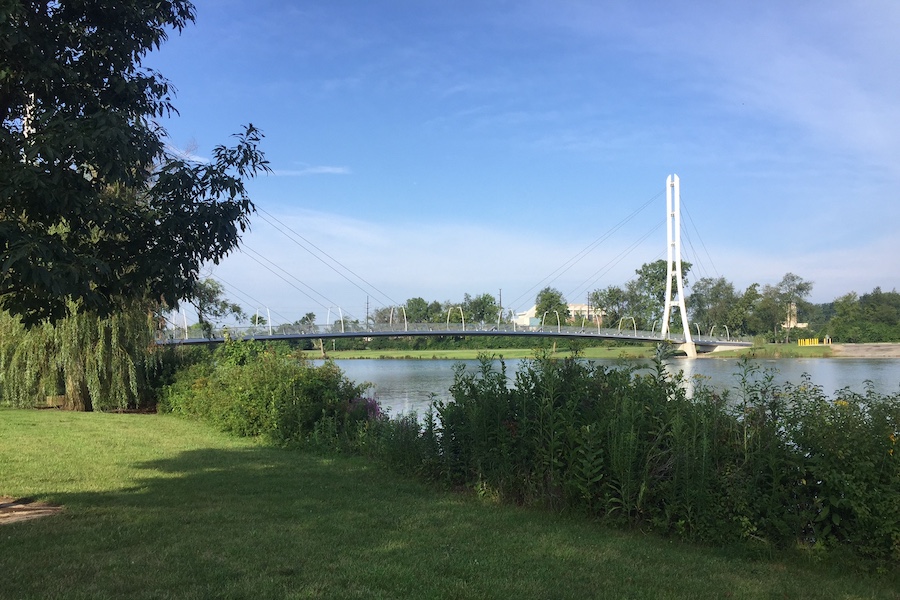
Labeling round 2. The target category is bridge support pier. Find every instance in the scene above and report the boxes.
[678,342,698,358]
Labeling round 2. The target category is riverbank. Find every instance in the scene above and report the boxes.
[711,343,900,359]
[831,343,900,358]
[321,343,900,360]
[322,346,657,360]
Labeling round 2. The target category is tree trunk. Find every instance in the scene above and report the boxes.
[65,372,92,412]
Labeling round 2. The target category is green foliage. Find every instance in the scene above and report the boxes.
[534,287,569,325]
[462,292,500,324]
[5,410,898,599]
[1,2,269,325]
[688,276,740,333]
[159,339,371,444]
[0,303,168,411]
[154,337,900,563]
[829,288,900,342]
[191,278,246,336]
[782,379,900,560]
[355,354,900,563]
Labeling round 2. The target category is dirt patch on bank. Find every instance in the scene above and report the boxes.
[0,497,63,525]
[830,343,900,358]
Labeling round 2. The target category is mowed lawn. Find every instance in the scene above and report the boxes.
[0,409,895,600]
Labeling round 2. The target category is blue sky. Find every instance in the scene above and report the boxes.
[146,1,900,325]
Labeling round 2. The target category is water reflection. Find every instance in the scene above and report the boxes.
[322,358,900,417]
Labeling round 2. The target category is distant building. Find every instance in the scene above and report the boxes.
[514,303,600,327]
[782,302,809,330]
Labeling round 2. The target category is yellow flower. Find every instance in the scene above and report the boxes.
[834,399,849,407]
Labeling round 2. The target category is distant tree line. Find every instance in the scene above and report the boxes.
[324,260,898,345]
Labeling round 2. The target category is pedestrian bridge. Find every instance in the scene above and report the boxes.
[156,321,752,354]
[160,175,754,357]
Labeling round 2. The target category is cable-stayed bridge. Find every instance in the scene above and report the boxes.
[156,320,751,355]
[157,175,752,356]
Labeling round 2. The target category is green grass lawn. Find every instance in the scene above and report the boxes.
[323,344,835,361]
[706,343,834,359]
[1,409,895,599]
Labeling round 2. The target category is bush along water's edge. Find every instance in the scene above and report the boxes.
[161,341,900,564]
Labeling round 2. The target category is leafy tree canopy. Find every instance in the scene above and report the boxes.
[191,278,245,336]
[1,1,269,326]
[535,287,569,325]
[462,292,499,324]
[589,285,627,327]
[688,276,739,333]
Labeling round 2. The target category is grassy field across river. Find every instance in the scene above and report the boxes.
[323,343,839,360]
[1,409,896,599]
[324,346,657,360]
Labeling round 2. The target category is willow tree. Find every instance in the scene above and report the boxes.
[0,303,159,411]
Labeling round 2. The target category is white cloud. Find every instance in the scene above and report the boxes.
[202,207,649,324]
[542,1,900,173]
[163,144,210,164]
[271,165,351,176]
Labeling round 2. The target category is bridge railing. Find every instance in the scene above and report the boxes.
[155,322,752,345]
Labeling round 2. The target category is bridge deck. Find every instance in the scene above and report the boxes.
[157,323,751,350]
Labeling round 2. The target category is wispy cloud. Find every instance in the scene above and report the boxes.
[543,1,900,174]
[164,144,210,164]
[271,165,352,176]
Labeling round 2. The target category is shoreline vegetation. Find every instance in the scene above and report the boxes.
[319,342,900,361]
[3,409,897,598]
[3,340,899,597]
[155,342,900,566]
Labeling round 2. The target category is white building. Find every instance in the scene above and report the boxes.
[514,303,598,327]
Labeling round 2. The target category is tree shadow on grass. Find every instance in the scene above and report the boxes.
[3,445,897,600]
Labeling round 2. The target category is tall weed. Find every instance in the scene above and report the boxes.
[364,352,900,563]
[162,342,900,563]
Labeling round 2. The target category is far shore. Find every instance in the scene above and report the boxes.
[829,343,900,358]
[315,343,900,361]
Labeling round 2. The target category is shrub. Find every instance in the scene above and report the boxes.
[159,340,370,444]
[363,352,900,563]
[161,342,900,563]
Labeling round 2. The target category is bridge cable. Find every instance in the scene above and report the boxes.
[566,219,665,302]
[506,191,662,313]
[680,227,710,281]
[680,197,719,278]
[256,207,399,308]
[213,275,294,326]
[241,244,358,322]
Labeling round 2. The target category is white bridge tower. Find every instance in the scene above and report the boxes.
[660,174,696,357]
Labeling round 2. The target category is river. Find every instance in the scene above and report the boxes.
[322,358,900,417]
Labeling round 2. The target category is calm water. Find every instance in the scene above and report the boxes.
[323,358,900,417]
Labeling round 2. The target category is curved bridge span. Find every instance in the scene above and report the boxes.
[156,323,752,354]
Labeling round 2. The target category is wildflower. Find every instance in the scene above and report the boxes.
[834,399,849,407]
